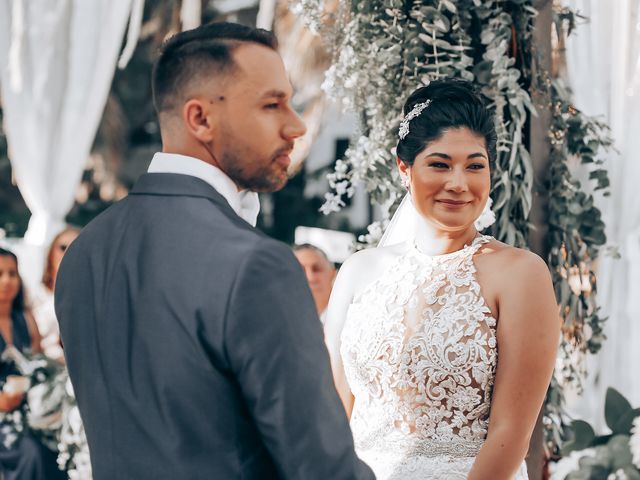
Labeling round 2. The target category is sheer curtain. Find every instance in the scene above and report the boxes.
[0,0,139,246]
[563,0,640,426]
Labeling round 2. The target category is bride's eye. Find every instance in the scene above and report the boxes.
[468,163,486,170]
[429,162,449,169]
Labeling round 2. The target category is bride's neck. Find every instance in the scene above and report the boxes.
[412,217,479,256]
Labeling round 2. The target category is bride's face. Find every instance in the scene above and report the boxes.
[398,127,491,232]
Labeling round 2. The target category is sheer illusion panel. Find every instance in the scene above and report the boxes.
[341,236,498,458]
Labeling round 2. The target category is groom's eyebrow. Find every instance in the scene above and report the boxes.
[260,89,289,100]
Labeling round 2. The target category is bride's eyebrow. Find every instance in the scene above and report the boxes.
[425,152,487,160]
[425,153,451,159]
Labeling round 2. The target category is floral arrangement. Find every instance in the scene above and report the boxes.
[0,346,92,479]
[542,7,616,454]
[0,345,65,448]
[550,388,640,480]
[57,378,92,480]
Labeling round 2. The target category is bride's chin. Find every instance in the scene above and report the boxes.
[418,212,473,230]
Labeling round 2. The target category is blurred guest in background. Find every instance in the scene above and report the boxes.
[0,247,64,480]
[293,244,336,324]
[32,227,79,363]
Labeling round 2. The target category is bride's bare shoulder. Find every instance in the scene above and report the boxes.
[477,238,550,279]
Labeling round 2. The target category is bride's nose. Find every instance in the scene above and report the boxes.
[444,169,468,193]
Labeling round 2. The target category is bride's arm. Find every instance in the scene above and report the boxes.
[323,253,363,418]
[468,250,560,480]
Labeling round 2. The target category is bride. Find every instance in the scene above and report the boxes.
[324,79,560,479]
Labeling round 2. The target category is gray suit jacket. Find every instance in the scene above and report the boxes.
[55,173,373,480]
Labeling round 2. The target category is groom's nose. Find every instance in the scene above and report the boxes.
[282,109,307,141]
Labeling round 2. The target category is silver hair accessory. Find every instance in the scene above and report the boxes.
[398,99,432,140]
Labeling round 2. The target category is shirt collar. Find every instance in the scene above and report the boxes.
[147,152,260,226]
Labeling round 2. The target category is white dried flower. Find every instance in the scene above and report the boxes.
[607,469,629,480]
[474,197,496,231]
[630,417,640,469]
[549,448,596,480]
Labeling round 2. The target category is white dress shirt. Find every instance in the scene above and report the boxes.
[147,152,260,226]
[319,309,328,326]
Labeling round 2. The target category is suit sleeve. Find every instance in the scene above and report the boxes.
[224,239,374,480]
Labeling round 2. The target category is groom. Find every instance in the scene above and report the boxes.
[55,22,373,480]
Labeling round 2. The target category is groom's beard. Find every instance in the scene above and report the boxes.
[217,142,295,193]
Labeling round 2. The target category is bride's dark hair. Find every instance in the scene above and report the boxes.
[396,79,497,167]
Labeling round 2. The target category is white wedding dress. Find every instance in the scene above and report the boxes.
[341,235,528,479]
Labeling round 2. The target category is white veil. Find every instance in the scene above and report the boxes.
[378,193,418,247]
[377,193,496,248]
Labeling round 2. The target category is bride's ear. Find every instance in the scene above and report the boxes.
[396,157,410,176]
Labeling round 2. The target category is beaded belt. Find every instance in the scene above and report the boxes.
[355,436,484,459]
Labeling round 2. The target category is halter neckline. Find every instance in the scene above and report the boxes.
[409,234,491,260]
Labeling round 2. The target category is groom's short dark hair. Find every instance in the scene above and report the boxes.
[152,22,278,114]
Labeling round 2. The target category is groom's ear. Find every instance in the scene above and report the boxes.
[182,97,220,143]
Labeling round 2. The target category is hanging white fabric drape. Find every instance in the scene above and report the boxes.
[0,0,139,246]
[180,0,202,31]
[256,0,277,29]
[563,0,640,427]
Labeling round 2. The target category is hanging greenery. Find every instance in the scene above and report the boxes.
[292,0,614,455]
[295,0,536,247]
[542,7,616,455]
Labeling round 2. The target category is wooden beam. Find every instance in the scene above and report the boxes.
[526,1,553,479]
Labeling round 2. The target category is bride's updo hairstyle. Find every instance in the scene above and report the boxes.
[396,79,497,167]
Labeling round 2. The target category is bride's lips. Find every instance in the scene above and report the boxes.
[436,199,470,209]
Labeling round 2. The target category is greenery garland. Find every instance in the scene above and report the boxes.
[297,0,536,247]
[293,0,613,455]
[541,7,615,454]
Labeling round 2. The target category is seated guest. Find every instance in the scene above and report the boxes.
[293,244,336,325]
[0,247,65,480]
[31,227,79,363]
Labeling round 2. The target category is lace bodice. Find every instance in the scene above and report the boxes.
[341,235,499,460]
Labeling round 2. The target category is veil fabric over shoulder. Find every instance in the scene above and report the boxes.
[377,193,496,248]
[377,194,417,248]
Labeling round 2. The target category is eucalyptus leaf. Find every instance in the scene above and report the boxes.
[605,388,633,431]
[440,0,457,13]
[612,407,640,435]
[561,420,596,455]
